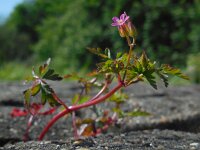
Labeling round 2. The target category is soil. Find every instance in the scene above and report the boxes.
[0,81,200,149]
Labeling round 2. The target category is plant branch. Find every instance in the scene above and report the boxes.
[52,92,69,111]
[90,81,109,101]
[38,82,123,140]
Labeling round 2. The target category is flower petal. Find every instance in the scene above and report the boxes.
[112,17,119,22]
[111,22,120,26]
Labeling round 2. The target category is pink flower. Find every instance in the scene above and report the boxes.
[111,12,130,27]
[111,12,136,38]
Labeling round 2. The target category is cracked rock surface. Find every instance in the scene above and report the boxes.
[0,81,200,149]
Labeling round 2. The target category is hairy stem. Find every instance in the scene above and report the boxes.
[24,115,34,141]
[122,37,135,82]
[90,82,109,101]
[38,82,123,140]
[72,111,78,139]
[52,92,69,111]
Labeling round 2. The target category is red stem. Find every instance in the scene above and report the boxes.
[24,115,34,141]
[90,82,108,101]
[72,111,78,139]
[38,82,123,140]
[52,93,69,111]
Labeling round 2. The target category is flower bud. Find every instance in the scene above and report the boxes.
[125,19,137,38]
[118,26,126,37]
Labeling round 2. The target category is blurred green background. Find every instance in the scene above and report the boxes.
[0,0,199,83]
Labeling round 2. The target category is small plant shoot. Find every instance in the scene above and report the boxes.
[13,12,188,141]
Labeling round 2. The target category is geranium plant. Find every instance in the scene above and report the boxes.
[13,12,188,141]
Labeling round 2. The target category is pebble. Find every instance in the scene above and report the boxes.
[190,143,199,149]
[76,148,90,150]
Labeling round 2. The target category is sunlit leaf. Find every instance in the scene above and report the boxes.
[139,51,148,68]
[72,95,89,105]
[161,64,189,80]
[71,94,79,105]
[31,84,41,96]
[133,59,143,73]
[109,92,128,104]
[24,76,34,82]
[116,52,123,59]
[23,89,31,106]
[105,48,111,59]
[32,67,37,77]
[112,108,125,118]
[39,58,51,76]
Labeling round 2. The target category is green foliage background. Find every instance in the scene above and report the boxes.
[0,0,199,81]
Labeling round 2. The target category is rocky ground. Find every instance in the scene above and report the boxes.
[0,81,200,149]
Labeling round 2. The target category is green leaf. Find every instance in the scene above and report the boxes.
[41,83,54,94]
[41,88,47,105]
[87,47,109,59]
[112,108,125,118]
[40,83,59,106]
[134,59,143,73]
[78,96,89,104]
[46,94,60,107]
[71,94,79,105]
[23,89,31,106]
[105,48,111,59]
[109,92,128,104]
[113,108,151,118]
[24,76,34,83]
[143,72,157,89]
[47,74,63,81]
[139,51,148,68]
[42,69,63,81]
[32,67,37,77]
[161,64,189,80]
[116,52,123,59]
[125,69,139,85]
[39,58,51,76]
[31,84,41,96]
[156,71,169,87]
[72,94,89,105]
[43,69,54,79]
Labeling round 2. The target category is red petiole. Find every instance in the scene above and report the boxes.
[38,81,123,140]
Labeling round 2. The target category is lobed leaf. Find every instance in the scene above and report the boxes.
[39,58,51,76]
[143,71,157,89]
[87,47,109,59]
[161,64,189,80]
[46,94,60,107]
[31,84,41,96]
[42,69,63,81]
[156,70,169,87]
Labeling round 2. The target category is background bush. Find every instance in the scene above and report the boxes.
[0,0,199,80]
